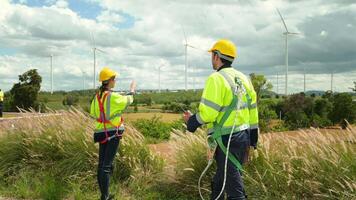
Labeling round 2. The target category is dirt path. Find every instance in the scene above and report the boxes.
[149,142,177,179]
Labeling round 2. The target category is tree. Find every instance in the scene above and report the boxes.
[249,73,273,103]
[350,81,356,92]
[282,93,314,129]
[329,93,355,129]
[10,69,42,110]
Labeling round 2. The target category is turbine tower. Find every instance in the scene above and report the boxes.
[182,26,198,91]
[50,54,53,94]
[331,71,334,92]
[158,64,164,93]
[91,32,106,89]
[276,8,299,96]
[304,66,306,93]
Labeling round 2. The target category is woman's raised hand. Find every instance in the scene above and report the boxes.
[130,80,137,93]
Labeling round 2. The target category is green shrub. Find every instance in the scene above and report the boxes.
[283,93,314,129]
[311,114,332,128]
[162,102,189,113]
[133,116,171,140]
[62,95,79,106]
[258,99,278,132]
[170,119,186,132]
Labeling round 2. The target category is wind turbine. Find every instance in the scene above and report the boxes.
[276,72,279,94]
[81,70,86,91]
[49,54,54,94]
[276,8,299,96]
[158,64,164,93]
[331,70,334,92]
[91,32,106,89]
[304,66,306,93]
[182,26,199,91]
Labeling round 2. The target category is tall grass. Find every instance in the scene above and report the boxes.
[0,109,164,199]
[172,126,356,199]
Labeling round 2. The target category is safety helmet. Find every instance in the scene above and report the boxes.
[99,67,118,82]
[208,39,237,62]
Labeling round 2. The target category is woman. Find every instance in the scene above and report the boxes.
[90,67,136,200]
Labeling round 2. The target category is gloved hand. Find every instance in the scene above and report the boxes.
[250,128,259,149]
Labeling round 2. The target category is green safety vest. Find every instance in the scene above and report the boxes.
[90,91,133,133]
[197,67,259,170]
[0,91,3,102]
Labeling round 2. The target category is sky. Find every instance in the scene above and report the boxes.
[0,0,355,93]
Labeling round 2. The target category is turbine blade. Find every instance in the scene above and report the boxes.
[90,32,96,48]
[181,25,188,44]
[187,44,197,49]
[276,8,289,32]
[96,48,106,54]
[288,32,300,35]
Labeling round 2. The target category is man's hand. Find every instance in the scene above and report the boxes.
[183,110,192,124]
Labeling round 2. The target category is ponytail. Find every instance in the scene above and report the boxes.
[99,81,110,98]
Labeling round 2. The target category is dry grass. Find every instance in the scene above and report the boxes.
[0,109,164,200]
[172,125,356,199]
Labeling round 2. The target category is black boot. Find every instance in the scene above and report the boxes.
[107,194,115,200]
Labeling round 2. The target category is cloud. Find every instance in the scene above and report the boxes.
[0,0,355,93]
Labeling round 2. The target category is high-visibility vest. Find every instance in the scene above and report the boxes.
[90,91,133,133]
[196,67,258,134]
[198,67,258,170]
[0,91,4,102]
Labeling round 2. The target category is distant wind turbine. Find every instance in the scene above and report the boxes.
[49,54,54,94]
[91,32,106,89]
[158,64,164,93]
[81,70,86,91]
[276,8,300,96]
[182,26,199,91]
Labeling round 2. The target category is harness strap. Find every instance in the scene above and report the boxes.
[96,92,123,144]
[212,71,243,170]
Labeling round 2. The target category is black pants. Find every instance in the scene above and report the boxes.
[98,135,120,200]
[0,102,3,118]
[211,130,249,200]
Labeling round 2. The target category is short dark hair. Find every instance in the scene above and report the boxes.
[213,52,233,66]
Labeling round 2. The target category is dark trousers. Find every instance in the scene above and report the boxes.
[98,136,120,200]
[211,130,249,200]
[0,102,3,118]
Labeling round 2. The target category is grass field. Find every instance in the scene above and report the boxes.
[0,110,355,199]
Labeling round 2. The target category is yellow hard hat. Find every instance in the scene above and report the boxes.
[208,39,237,61]
[99,67,118,82]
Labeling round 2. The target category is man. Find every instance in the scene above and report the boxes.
[0,89,4,118]
[183,39,259,200]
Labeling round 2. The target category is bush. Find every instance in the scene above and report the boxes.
[311,114,332,128]
[258,99,278,132]
[283,93,314,129]
[133,116,171,140]
[162,102,189,113]
[285,110,310,129]
[62,95,79,106]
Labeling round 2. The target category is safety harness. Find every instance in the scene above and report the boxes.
[96,92,124,144]
[210,71,250,170]
[199,70,251,200]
